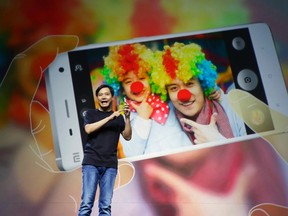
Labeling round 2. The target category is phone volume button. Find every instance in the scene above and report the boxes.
[65,100,70,118]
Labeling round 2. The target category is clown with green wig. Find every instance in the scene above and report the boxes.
[150,42,246,144]
[101,43,192,157]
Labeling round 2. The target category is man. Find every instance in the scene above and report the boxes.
[166,76,241,143]
[101,43,191,157]
[78,84,132,216]
[133,42,287,215]
[150,42,246,143]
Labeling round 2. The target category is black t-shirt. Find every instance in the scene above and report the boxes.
[82,109,125,168]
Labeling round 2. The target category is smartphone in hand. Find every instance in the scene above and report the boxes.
[45,23,288,171]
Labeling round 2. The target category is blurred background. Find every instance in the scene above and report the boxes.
[1,0,287,128]
[0,0,287,215]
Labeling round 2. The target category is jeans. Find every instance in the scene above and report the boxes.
[78,165,117,216]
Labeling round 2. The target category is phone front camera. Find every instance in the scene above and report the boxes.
[59,67,64,73]
[232,37,245,51]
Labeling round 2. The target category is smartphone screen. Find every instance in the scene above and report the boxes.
[66,27,275,155]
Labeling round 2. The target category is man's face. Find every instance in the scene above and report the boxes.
[166,77,205,117]
[122,71,151,102]
[97,87,113,110]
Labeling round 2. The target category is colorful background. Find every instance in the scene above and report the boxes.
[0,0,287,215]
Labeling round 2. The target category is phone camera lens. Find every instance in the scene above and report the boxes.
[232,37,245,51]
[59,67,64,73]
[237,69,258,91]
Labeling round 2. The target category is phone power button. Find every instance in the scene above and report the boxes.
[237,69,258,91]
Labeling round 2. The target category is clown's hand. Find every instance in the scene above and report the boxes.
[0,36,79,173]
[208,86,222,101]
[130,90,153,120]
[180,113,225,144]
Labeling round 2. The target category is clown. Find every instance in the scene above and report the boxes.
[135,43,287,216]
[150,42,246,144]
[101,43,191,157]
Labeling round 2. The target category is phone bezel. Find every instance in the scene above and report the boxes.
[45,22,288,169]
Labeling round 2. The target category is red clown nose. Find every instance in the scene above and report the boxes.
[131,81,144,94]
[177,89,192,102]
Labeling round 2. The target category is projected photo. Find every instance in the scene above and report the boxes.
[69,30,271,161]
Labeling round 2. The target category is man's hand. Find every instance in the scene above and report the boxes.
[123,102,131,119]
[121,102,132,140]
[0,35,135,214]
[227,89,288,163]
[110,110,122,120]
[180,113,225,144]
[0,36,79,172]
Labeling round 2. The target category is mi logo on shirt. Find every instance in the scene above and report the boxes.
[73,152,81,163]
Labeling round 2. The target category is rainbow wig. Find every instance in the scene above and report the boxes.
[101,43,153,97]
[149,42,218,101]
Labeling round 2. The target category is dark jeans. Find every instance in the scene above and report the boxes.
[78,165,117,216]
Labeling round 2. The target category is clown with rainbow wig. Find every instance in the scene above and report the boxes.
[149,42,246,144]
[101,43,192,157]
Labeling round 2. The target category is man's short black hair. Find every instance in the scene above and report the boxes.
[95,84,114,97]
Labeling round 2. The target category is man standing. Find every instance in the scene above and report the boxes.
[78,84,132,216]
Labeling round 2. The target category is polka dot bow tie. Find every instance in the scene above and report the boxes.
[126,94,169,125]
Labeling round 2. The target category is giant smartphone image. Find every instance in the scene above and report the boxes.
[45,23,288,171]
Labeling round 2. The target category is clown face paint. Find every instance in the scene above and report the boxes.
[166,77,205,118]
[122,71,151,102]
